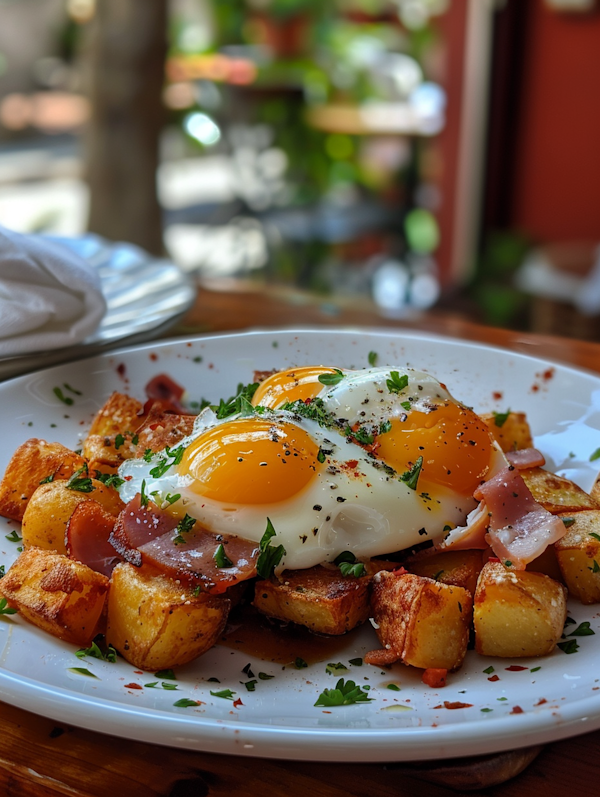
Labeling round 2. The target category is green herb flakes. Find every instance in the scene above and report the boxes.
[256,518,286,579]
[318,369,345,387]
[314,679,373,707]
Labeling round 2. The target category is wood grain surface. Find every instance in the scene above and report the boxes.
[2,278,600,797]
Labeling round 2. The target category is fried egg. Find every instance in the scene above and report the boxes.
[118,366,505,571]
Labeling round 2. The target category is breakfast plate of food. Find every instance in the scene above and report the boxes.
[0,328,600,762]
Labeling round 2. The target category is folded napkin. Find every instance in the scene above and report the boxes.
[0,226,107,357]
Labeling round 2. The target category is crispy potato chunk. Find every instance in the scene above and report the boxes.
[83,392,144,470]
[555,510,600,603]
[368,571,472,671]
[521,467,599,514]
[474,561,567,657]
[0,439,85,522]
[0,547,108,646]
[480,411,534,453]
[107,563,230,670]
[22,479,124,554]
[253,565,373,635]
[526,543,564,582]
[404,549,485,595]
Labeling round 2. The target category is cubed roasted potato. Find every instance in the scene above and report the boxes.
[0,547,108,646]
[83,392,143,470]
[0,439,85,522]
[107,562,230,670]
[521,467,598,514]
[21,478,125,554]
[526,543,564,582]
[404,549,485,595]
[253,565,373,635]
[555,510,600,603]
[474,561,567,657]
[134,409,195,455]
[480,411,534,453]
[367,571,472,671]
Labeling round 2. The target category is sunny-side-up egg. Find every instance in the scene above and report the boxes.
[117,366,506,571]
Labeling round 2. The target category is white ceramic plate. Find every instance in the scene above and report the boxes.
[1,329,600,763]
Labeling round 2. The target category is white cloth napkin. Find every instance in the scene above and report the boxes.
[0,226,107,357]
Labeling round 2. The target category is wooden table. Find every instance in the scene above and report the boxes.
[2,279,600,796]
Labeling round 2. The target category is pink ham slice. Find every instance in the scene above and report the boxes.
[66,500,122,577]
[437,502,490,551]
[474,466,566,568]
[110,495,259,594]
[505,448,546,470]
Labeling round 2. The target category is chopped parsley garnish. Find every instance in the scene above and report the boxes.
[244,680,257,691]
[368,351,378,366]
[94,471,125,489]
[481,708,493,713]
[568,621,595,637]
[0,565,5,578]
[531,666,541,673]
[173,698,199,707]
[400,401,411,411]
[114,433,125,450]
[173,513,197,545]
[334,551,367,578]
[68,667,98,678]
[76,640,117,663]
[589,532,600,541]
[400,456,423,490]
[386,684,401,691]
[433,570,445,581]
[281,397,336,430]
[214,543,233,568]
[39,473,55,485]
[66,465,94,493]
[493,409,511,428]
[557,639,579,654]
[63,383,82,396]
[590,448,600,462]
[53,386,74,406]
[211,382,259,419]
[145,682,178,690]
[318,369,345,387]
[351,426,374,446]
[386,371,408,394]
[588,560,600,573]
[143,448,154,462]
[562,517,575,528]
[154,669,176,680]
[294,657,308,669]
[256,518,286,579]
[140,479,149,508]
[379,420,392,435]
[317,448,326,464]
[164,493,181,506]
[5,530,21,544]
[349,658,363,667]
[258,672,274,680]
[210,689,235,700]
[149,445,186,478]
[326,662,349,676]
[0,597,17,615]
[314,679,373,707]
[483,666,494,674]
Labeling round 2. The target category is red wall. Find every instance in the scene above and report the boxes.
[512,1,600,242]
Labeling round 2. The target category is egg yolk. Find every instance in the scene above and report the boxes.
[178,419,321,504]
[252,366,340,409]
[375,401,493,496]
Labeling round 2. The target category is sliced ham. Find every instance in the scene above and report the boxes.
[66,500,122,577]
[505,448,546,470]
[474,466,566,568]
[139,529,258,595]
[109,494,176,566]
[110,495,259,594]
[437,502,490,551]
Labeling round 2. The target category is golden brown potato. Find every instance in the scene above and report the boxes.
[367,570,472,671]
[521,467,599,514]
[0,547,108,646]
[473,561,567,657]
[106,562,230,670]
[555,510,600,603]
[22,479,124,554]
[404,549,485,595]
[253,565,373,635]
[526,543,564,582]
[480,411,534,453]
[0,439,85,522]
[134,412,195,455]
[83,392,144,470]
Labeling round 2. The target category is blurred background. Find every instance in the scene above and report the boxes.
[0,0,599,336]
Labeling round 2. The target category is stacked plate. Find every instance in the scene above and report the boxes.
[0,233,196,381]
